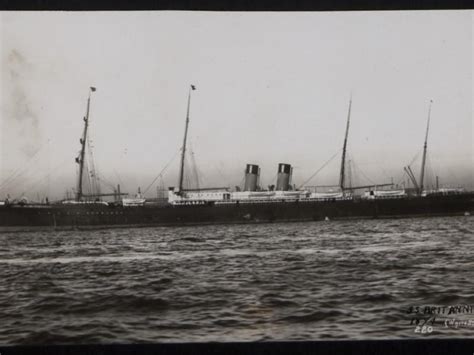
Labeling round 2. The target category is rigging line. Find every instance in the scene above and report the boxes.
[238,175,245,190]
[195,159,203,190]
[184,153,191,190]
[156,176,166,198]
[375,158,391,181]
[185,153,195,190]
[346,157,353,190]
[395,170,409,187]
[351,159,376,185]
[408,149,422,168]
[1,162,50,195]
[101,175,116,189]
[298,149,342,189]
[113,169,123,186]
[394,161,417,187]
[87,138,100,196]
[212,163,227,183]
[96,175,116,191]
[95,169,102,195]
[0,144,47,191]
[0,165,29,192]
[189,144,200,190]
[84,159,93,197]
[86,140,95,195]
[0,140,47,184]
[392,149,424,188]
[187,153,198,190]
[14,157,70,199]
[142,148,181,195]
[197,159,205,189]
[426,152,436,189]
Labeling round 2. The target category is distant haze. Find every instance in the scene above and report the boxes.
[1,11,472,200]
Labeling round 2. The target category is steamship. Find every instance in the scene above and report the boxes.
[0,86,472,229]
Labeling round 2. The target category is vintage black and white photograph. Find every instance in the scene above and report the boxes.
[0,9,473,346]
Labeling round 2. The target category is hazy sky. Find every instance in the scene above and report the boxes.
[0,11,472,200]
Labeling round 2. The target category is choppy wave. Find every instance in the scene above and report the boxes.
[0,216,473,344]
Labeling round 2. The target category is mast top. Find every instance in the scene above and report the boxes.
[88,86,96,100]
[424,99,433,145]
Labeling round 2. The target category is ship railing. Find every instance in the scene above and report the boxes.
[8,203,53,209]
[62,200,109,205]
[171,195,360,205]
[361,194,408,200]
[299,196,353,202]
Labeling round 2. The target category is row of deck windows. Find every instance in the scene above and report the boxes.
[43,211,126,215]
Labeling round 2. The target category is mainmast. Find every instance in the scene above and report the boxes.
[419,100,432,195]
[178,85,196,194]
[339,96,352,191]
[75,87,96,201]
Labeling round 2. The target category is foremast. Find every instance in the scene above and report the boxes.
[178,84,196,195]
[75,87,96,201]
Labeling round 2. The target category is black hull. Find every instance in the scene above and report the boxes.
[1,194,473,230]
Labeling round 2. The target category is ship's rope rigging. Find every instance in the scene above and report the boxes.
[182,146,201,191]
[184,154,192,190]
[299,148,397,191]
[395,148,441,190]
[96,175,117,192]
[86,137,101,196]
[142,139,203,196]
[12,156,70,201]
[407,149,422,170]
[395,148,423,187]
[213,163,228,182]
[188,141,201,190]
[0,141,48,193]
[142,148,181,195]
[84,159,93,198]
[350,157,376,185]
[346,158,353,190]
[370,155,393,183]
[423,152,439,190]
[156,175,166,198]
[113,169,123,186]
[298,148,342,189]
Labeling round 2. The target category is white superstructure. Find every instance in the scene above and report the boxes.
[167,187,353,205]
[362,189,407,200]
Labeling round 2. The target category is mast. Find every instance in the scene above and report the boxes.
[178,85,196,194]
[419,100,432,195]
[339,96,352,191]
[75,87,96,201]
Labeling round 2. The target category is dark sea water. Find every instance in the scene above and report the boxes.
[0,216,473,344]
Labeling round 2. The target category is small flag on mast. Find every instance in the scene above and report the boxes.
[90,87,96,92]
[191,85,196,90]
